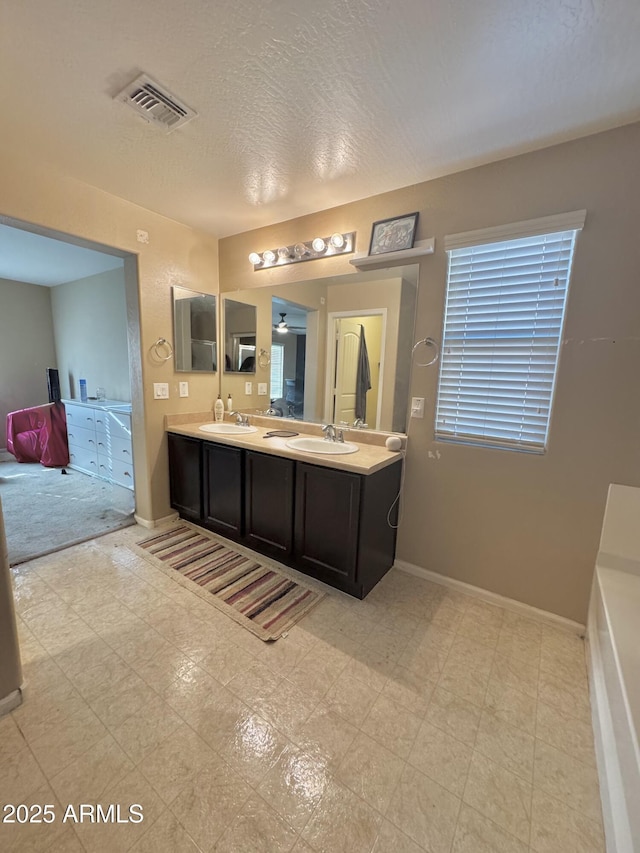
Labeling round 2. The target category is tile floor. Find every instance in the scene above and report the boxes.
[0,524,605,852]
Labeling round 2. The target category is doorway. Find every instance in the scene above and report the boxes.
[0,217,141,565]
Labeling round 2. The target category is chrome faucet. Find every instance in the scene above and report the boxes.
[353,417,368,429]
[322,424,336,442]
[230,411,250,426]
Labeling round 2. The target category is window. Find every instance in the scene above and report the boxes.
[435,211,585,453]
[270,343,284,399]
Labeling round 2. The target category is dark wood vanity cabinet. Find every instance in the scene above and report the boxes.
[203,442,243,539]
[244,451,295,560]
[168,433,203,521]
[168,433,402,598]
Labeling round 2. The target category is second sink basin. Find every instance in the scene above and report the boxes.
[199,423,258,435]
[286,437,359,455]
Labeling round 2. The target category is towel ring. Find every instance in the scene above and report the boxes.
[152,338,174,362]
[258,348,271,368]
[412,337,439,367]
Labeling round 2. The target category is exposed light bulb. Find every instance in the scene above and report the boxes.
[248,251,262,265]
[330,233,345,249]
[293,242,308,257]
[276,325,288,334]
[312,237,326,253]
[277,247,290,259]
[262,249,276,264]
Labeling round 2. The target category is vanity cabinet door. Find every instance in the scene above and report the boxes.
[244,451,294,559]
[203,443,243,538]
[168,433,203,522]
[294,463,361,590]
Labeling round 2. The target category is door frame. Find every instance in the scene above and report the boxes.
[324,308,387,429]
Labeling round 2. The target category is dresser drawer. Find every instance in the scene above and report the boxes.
[66,423,97,452]
[111,457,135,490]
[95,410,131,442]
[65,404,95,429]
[68,447,99,475]
[95,433,132,462]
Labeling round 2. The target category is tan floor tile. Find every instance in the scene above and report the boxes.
[160,665,225,721]
[536,699,597,766]
[463,751,532,844]
[214,794,298,853]
[452,803,528,853]
[88,671,159,730]
[292,702,359,770]
[28,704,108,778]
[253,679,318,738]
[501,612,543,643]
[456,611,501,647]
[361,693,421,760]
[496,628,542,668]
[227,659,281,704]
[382,664,437,717]
[372,820,424,853]
[257,743,333,832]
[12,676,88,743]
[137,721,216,804]
[0,713,27,765]
[0,746,46,804]
[484,677,537,734]
[425,687,481,746]
[409,718,472,797]
[438,657,490,706]
[386,763,460,853]
[130,811,200,852]
[169,755,252,851]
[69,651,135,703]
[110,695,183,764]
[197,639,256,685]
[48,827,85,852]
[286,648,347,703]
[530,789,605,853]
[341,649,396,694]
[212,711,288,787]
[447,635,496,673]
[49,732,134,803]
[0,783,66,852]
[533,739,602,822]
[490,653,539,700]
[323,669,379,726]
[54,635,116,679]
[475,709,535,781]
[301,779,383,853]
[335,731,405,813]
[132,645,199,692]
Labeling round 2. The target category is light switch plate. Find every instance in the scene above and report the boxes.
[153,383,169,400]
[179,381,189,398]
[257,383,268,395]
[411,396,425,418]
[245,381,253,395]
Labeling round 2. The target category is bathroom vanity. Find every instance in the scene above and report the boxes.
[167,423,402,598]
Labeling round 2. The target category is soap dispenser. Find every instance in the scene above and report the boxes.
[227,394,233,412]
[214,394,224,422]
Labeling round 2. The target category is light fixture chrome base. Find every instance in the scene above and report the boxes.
[250,232,356,270]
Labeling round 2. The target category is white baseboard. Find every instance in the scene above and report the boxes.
[134,512,179,529]
[0,688,23,717]
[394,559,585,634]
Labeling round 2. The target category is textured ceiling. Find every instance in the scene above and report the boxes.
[1,0,640,238]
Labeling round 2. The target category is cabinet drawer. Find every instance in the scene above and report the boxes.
[66,423,97,452]
[65,404,95,429]
[110,457,135,489]
[96,433,133,464]
[69,446,99,475]
[95,410,131,441]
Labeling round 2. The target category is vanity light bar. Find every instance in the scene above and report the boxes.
[249,232,356,270]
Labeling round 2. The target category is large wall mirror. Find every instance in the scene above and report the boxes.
[220,264,419,433]
[173,286,217,372]
[224,298,257,373]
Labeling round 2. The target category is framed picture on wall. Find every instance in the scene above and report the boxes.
[368,212,419,255]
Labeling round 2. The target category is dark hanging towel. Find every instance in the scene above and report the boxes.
[355,325,372,421]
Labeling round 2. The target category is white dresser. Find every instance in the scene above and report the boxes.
[63,399,134,491]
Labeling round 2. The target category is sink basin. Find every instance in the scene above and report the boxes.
[199,423,258,435]
[285,437,359,455]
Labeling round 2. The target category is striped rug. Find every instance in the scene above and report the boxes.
[135,524,325,641]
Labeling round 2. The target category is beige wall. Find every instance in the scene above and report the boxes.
[0,278,57,447]
[50,267,130,402]
[219,123,640,622]
[0,158,219,523]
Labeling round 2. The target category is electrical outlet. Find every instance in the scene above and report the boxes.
[245,381,253,395]
[411,396,425,418]
[179,381,189,398]
[153,383,169,400]
[257,383,268,395]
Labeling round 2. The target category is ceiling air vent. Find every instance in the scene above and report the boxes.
[115,73,197,133]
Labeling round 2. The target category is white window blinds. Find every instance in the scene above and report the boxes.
[435,218,583,453]
[270,343,284,399]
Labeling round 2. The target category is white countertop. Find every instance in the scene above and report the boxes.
[167,420,403,475]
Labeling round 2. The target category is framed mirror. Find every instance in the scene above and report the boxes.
[173,286,217,372]
[224,298,257,373]
[219,264,419,433]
